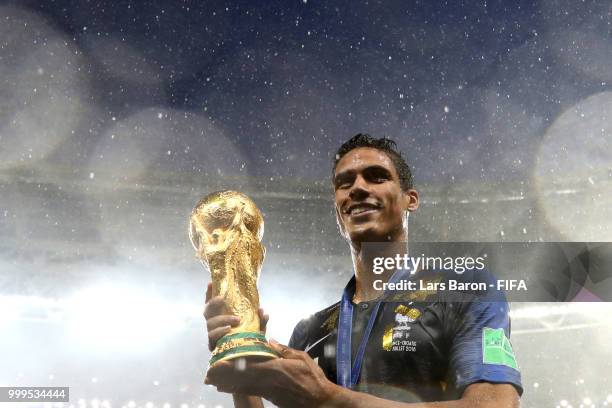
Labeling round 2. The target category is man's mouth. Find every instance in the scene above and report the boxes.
[345,203,382,216]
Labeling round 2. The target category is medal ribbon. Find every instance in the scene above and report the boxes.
[336,267,411,388]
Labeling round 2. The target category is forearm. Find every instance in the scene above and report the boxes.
[324,383,519,408]
[233,394,264,408]
[324,386,461,408]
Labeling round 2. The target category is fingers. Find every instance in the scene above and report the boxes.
[258,308,269,332]
[268,339,304,360]
[205,282,212,303]
[204,295,226,319]
[203,291,244,351]
[207,315,240,332]
[206,315,240,351]
[205,359,270,397]
[207,325,233,351]
[205,361,237,391]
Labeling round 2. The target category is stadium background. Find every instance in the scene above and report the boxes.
[1,1,612,407]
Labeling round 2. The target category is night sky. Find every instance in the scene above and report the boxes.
[4,0,612,185]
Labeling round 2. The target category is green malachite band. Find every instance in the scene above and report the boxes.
[218,332,267,342]
[209,331,278,366]
[210,343,277,365]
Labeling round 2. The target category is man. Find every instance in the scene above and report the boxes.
[204,134,523,407]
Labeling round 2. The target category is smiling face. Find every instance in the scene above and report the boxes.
[333,147,419,244]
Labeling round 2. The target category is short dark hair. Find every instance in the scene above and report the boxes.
[333,133,413,191]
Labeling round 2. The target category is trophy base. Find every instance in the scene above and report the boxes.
[210,331,279,366]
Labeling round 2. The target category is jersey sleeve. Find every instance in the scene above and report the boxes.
[288,318,310,351]
[446,273,523,396]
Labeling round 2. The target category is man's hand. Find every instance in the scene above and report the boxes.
[205,340,338,408]
[203,282,269,351]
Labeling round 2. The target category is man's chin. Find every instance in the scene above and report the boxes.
[347,227,388,244]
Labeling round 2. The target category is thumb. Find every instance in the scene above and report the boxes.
[205,282,213,303]
[259,308,269,332]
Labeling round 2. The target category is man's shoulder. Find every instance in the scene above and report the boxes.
[289,301,340,350]
[294,301,341,334]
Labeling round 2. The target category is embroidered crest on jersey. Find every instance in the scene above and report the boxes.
[382,305,420,351]
[321,307,340,332]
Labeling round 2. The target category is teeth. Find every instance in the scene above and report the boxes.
[351,206,376,215]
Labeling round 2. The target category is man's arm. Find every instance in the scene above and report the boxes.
[232,394,264,408]
[325,382,519,408]
[206,341,520,408]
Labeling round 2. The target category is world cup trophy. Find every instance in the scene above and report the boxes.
[189,190,278,366]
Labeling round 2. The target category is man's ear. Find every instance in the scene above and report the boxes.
[403,189,419,212]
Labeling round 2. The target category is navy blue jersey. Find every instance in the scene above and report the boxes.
[289,268,523,403]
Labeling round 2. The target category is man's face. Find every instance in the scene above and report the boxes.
[333,147,417,243]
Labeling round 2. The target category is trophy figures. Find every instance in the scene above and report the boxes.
[189,190,278,365]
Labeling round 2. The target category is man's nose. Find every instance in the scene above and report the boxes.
[349,175,370,199]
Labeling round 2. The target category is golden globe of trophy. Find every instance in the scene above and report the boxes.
[189,190,278,366]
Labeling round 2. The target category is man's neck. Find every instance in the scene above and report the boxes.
[353,267,393,303]
[350,240,408,303]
